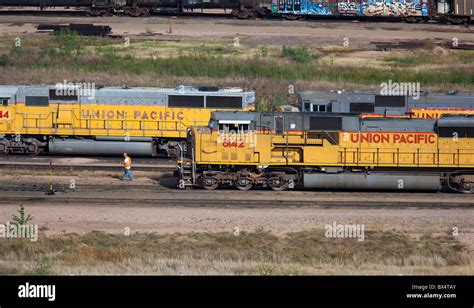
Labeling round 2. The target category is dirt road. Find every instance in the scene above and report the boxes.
[1,15,473,45]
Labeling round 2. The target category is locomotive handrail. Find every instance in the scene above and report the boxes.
[339,147,474,167]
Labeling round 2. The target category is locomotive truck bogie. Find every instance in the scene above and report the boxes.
[194,167,299,190]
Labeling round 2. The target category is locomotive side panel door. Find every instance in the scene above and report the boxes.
[0,95,15,139]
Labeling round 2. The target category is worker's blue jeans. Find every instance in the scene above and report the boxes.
[122,168,133,181]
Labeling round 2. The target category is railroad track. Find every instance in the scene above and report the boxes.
[0,193,472,209]
[0,162,175,172]
[0,156,176,172]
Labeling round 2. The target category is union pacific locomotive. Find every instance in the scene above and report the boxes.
[0,85,255,156]
[297,91,474,118]
[0,0,472,23]
[177,111,474,193]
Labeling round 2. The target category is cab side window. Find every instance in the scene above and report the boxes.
[218,123,249,134]
[237,124,249,133]
[1,98,8,106]
[25,96,49,107]
[218,124,231,133]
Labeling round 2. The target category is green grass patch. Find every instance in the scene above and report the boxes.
[281,45,314,63]
[383,50,474,67]
[2,39,472,87]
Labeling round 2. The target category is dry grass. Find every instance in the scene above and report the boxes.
[1,33,473,110]
[0,230,472,275]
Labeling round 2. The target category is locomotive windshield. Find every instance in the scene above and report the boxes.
[208,119,217,130]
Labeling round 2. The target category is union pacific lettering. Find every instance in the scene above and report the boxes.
[411,109,474,119]
[81,110,184,121]
[348,132,436,144]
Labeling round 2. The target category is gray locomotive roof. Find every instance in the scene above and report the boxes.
[298,91,474,113]
[297,90,474,100]
[212,111,360,131]
[297,91,341,101]
[5,85,254,106]
[90,86,247,95]
[361,118,436,132]
[11,85,251,96]
[437,114,474,127]
[211,111,256,121]
[211,111,442,132]
[0,86,20,97]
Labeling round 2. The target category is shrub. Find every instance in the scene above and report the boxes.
[282,45,312,63]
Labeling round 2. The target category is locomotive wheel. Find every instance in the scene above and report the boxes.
[236,11,249,19]
[461,182,473,194]
[269,177,287,191]
[27,144,37,154]
[128,8,142,17]
[34,147,44,156]
[235,177,253,191]
[247,11,257,19]
[284,14,299,21]
[448,172,474,194]
[405,17,421,23]
[0,145,8,155]
[141,8,150,17]
[451,17,469,25]
[200,176,219,190]
[90,8,107,17]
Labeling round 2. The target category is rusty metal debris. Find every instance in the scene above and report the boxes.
[371,39,474,50]
[37,23,112,36]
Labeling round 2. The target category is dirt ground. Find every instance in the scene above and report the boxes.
[0,174,473,250]
[0,15,473,45]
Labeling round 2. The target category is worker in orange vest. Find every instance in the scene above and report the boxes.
[120,152,134,181]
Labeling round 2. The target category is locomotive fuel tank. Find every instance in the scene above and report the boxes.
[48,139,155,156]
[303,173,442,191]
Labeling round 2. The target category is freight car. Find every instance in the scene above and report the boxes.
[272,0,472,23]
[0,0,471,22]
[297,91,474,118]
[0,0,271,17]
[176,111,474,193]
[0,85,255,156]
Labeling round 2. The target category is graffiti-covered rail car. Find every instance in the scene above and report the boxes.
[271,0,472,22]
[272,0,433,21]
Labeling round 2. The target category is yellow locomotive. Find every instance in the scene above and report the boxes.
[177,111,474,193]
[0,85,255,156]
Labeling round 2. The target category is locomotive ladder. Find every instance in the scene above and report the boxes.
[178,147,196,189]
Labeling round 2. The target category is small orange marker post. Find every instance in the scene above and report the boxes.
[47,161,55,195]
